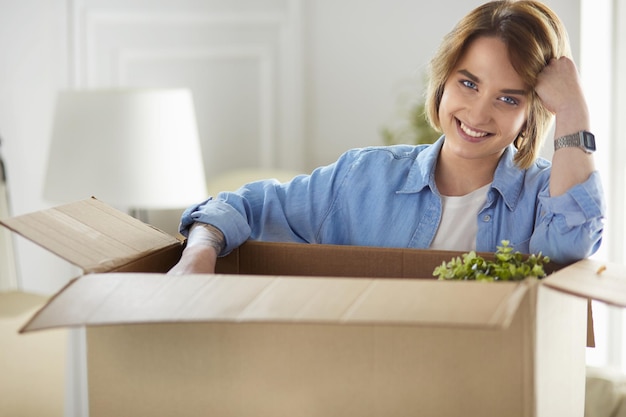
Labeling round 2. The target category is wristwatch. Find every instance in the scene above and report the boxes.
[554,131,596,154]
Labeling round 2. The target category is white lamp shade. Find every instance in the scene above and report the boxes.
[44,89,207,209]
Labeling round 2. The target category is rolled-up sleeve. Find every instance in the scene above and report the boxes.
[179,198,252,255]
[532,171,605,263]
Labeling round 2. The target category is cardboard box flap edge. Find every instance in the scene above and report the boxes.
[543,258,626,308]
[19,276,81,334]
[0,197,182,273]
[20,272,533,333]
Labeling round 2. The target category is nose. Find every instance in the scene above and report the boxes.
[467,96,492,125]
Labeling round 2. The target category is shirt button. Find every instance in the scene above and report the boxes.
[482,214,491,222]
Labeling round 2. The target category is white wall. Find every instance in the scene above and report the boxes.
[0,0,581,297]
[580,0,626,373]
[0,0,74,294]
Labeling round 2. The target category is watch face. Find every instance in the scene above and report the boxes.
[583,132,596,152]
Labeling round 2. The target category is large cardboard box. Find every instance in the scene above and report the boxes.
[2,198,625,417]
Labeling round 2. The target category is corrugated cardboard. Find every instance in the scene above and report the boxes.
[2,197,626,417]
[0,198,183,273]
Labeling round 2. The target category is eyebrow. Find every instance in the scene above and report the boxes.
[457,69,527,96]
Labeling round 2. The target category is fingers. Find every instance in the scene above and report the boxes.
[535,56,586,117]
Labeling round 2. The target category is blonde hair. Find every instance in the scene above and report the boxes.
[425,0,571,169]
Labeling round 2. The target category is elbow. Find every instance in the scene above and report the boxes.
[532,225,604,265]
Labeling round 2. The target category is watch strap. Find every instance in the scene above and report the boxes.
[554,131,595,154]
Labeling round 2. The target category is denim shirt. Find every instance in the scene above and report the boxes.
[181,137,605,264]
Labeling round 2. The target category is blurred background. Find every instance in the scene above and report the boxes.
[0,0,623,414]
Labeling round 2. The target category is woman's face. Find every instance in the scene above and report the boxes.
[438,36,529,164]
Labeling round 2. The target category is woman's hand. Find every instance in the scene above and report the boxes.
[168,245,218,275]
[535,56,589,137]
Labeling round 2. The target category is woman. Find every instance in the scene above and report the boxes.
[169,0,604,275]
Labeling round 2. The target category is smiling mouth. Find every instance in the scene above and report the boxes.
[457,119,491,140]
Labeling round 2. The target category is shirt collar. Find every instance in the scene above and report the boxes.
[398,136,525,210]
[491,144,525,211]
[398,136,443,194]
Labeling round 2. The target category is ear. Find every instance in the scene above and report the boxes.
[514,123,528,149]
[516,122,527,140]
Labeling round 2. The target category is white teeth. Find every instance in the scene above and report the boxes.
[460,122,489,138]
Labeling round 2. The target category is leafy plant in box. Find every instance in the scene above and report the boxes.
[433,240,550,282]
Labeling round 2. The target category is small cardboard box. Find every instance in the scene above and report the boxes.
[2,197,625,417]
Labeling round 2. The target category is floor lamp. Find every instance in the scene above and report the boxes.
[44,88,207,220]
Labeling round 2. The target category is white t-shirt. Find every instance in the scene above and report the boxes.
[430,183,491,251]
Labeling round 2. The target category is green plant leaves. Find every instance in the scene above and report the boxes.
[432,241,550,282]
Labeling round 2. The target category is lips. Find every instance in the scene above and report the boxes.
[457,119,491,142]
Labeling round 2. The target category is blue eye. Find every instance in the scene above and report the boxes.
[462,80,477,89]
[500,96,518,106]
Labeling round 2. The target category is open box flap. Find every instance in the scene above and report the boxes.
[542,258,626,308]
[21,272,532,333]
[0,198,181,274]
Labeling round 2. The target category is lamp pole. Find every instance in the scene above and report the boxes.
[0,135,19,290]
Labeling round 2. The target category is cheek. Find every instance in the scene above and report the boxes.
[511,112,528,133]
[438,86,457,119]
